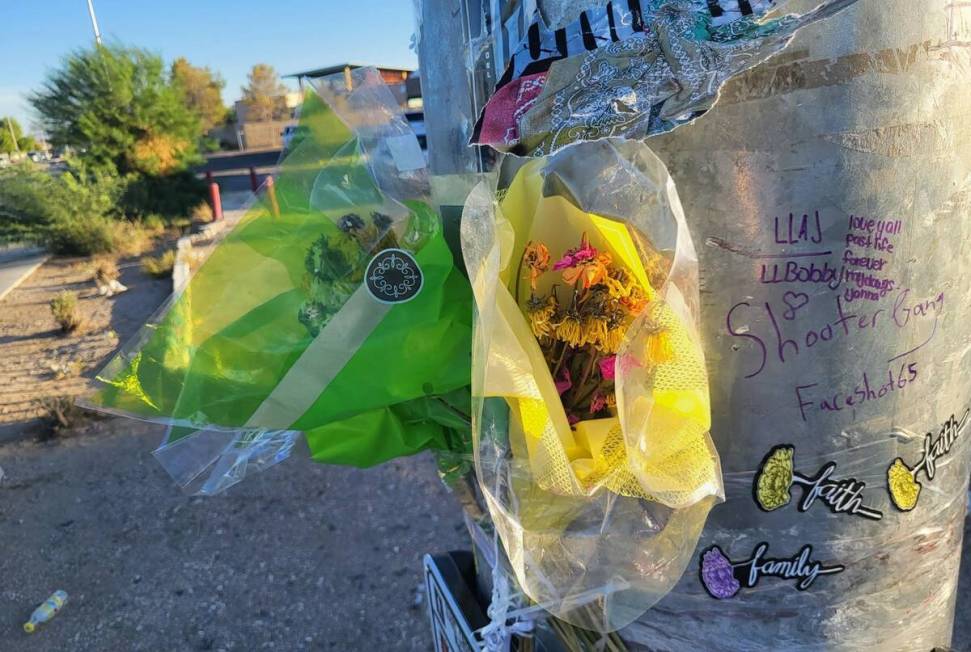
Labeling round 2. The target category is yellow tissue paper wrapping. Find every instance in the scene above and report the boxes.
[461,139,724,632]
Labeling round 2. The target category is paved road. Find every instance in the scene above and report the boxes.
[196,151,282,195]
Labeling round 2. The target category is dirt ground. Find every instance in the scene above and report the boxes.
[0,254,172,442]
[0,425,467,651]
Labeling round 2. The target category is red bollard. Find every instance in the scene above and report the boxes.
[266,176,280,218]
[209,181,223,221]
[249,166,260,193]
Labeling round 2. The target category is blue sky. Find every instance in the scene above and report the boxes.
[0,0,418,134]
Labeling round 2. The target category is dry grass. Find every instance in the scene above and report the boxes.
[50,291,84,334]
[91,257,120,284]
[36,396,87,440]
[141,250,177,278]
[191,201,214,223]
[46,356,83,380]
[114,222,156,258]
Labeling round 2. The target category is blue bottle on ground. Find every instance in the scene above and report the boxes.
[23,590,68,633]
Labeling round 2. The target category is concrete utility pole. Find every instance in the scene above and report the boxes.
[86,0,103,45]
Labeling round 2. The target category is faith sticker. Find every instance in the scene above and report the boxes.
[754,445,882,520]
[365,248,423,304]
[699,543,844,600]
[887,410,969,512]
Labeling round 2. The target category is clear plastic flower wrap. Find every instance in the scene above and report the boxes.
[461,137,724,632]
[83,68,473,493]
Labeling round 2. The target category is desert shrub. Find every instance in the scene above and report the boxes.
[37,396,86,440]
[46,214,117,256]
[142,249,177,277]
[50,291,84,333]
[141,213,168,234]
[0,156,205,259]
[170,217,192,233]
[0,162,127,255]
[92,257,120,284]
[113,221,155,258]
[0,161,174,256]
[53,163,126,221]
[0,163,57,244]
[190,200,213,223]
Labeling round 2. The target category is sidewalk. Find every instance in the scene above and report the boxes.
[0,249,48,304]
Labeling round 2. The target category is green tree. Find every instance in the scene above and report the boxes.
[0,117,37,154]
[240,64,290,122]
[29,44,202,176]
[171,57,228,132]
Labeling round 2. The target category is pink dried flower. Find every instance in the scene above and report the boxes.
[553,234,597,270]
[589,393,607,414]
[555,368,572,396]
[599,356,617,381]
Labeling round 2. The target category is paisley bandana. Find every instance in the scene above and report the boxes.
[498,0,859,156]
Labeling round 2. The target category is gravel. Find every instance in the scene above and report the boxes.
[0,420,467,651]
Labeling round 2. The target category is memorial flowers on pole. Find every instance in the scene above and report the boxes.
[462,139,723,632]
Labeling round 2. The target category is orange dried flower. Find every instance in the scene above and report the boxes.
[620,287,649,315]
[562,253,611,290]
[522,242,551,290]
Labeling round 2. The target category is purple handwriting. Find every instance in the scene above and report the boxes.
[846,231,895,254]
[847,214,902,239]
[842,214,901,297]
[794,361,919,422]
[760,213,903,305]
[775,212,823,245]
[760,260,841,288]
[726,289,944,379]
[760,258,897,301]
[842,249,887,271]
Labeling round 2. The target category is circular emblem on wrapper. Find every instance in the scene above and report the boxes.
[365,248,423,304]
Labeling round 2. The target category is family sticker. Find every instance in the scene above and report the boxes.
[887,410,970,511]
[699,543,844,599]
[754,445,883,520]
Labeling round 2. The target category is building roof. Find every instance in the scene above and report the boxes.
[284,63,415,79]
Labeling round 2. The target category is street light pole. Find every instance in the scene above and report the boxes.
[86,0,103,45]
